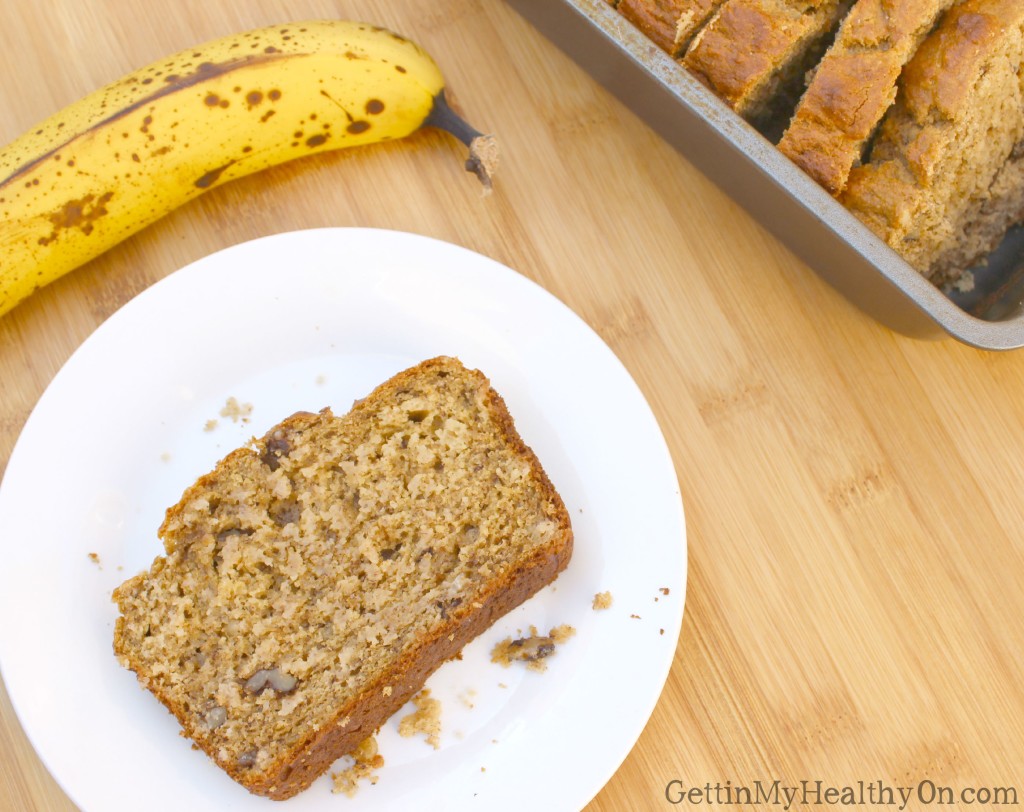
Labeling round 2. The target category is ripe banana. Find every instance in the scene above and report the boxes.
[0,20,498,318]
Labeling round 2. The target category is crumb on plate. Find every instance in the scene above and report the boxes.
[490,624,576,672]
[398,689,442,749]
[593,591,613,610]
[219,396,253,424]
[330,736,383,797]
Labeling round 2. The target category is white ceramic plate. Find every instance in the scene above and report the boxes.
[0,228,685,812]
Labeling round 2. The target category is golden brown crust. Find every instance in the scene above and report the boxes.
[618,0,688,54]
[683,1,781,109]
[779,0,959,195]
[113,356,573,800]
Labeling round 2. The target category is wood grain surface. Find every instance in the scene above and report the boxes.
[2,2,1023,810]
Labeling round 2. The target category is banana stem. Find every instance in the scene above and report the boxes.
[425,90,499,192]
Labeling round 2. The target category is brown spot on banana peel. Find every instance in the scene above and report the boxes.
[195,161,236,189]
[37,191,114,246]
[423,90,498,192]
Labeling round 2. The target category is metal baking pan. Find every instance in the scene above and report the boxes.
[505,0,1024,350]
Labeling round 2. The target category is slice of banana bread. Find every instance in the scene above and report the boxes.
[682,0,852,125]
[778,0,958,195]
[112,357,573,800]
[840,0,1024,283]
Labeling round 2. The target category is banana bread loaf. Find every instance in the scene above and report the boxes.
[840,0,1024,283]
[112,356,573,800]
[778,0,958,195]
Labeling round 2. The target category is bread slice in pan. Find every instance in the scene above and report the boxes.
[778,0,960,195]
[682,0,853,125]
[112,356,573,799]
[841,0,1024,283]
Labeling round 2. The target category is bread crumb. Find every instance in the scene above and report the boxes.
[398,689,442,749]
[593,591,613,610]
[87,552,101,566]
[952,270,975,293]
[203,419,218,432]
[550,624,575,644]
[490,624,576,672]
[630,614,642,619]
[382,686,392,697]
[659,587,670,596]
[458,688,477,709]
[219,396,253,424]
[330,736,383,797]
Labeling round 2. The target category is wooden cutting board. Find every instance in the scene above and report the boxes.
[2,1,1023,810]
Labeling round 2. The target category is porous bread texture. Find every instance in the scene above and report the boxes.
[112,356,573,800]
[840,0,1024,283]
[682,0,853,123]
[930,141,1024,283]
[778,0,959,195]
